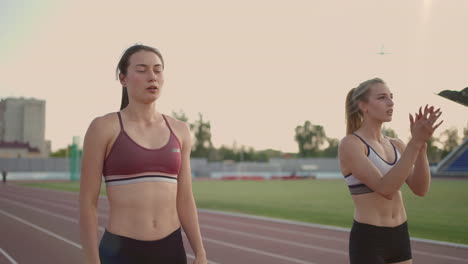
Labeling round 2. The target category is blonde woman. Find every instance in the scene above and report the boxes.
[339,78,442,264]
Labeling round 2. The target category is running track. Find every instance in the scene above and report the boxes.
[1,183,468,264]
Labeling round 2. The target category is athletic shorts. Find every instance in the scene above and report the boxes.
[349,220,412,264]
[99,227,187,264]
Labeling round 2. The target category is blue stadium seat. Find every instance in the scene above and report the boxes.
[446,149,468,171]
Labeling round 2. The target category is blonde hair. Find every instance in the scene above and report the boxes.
[345,78,385,135]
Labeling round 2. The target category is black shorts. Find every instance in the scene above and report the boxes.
[99,228,187,264]
[349,220,412,264]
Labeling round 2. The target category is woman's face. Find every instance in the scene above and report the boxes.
[360,83,394,122]
[121,50,164,104]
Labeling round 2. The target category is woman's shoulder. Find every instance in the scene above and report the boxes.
[163,115,190,132]
[339,134,368,157]
[88,112,119,127]
[85,112,120,137]
[163,114,191,143]
[340,134,363,148]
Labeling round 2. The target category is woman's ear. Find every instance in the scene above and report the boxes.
[358,101,368,114]
[119,73,126,87]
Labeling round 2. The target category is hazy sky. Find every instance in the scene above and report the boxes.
[1,0,467,152]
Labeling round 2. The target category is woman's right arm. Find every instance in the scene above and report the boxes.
[79,117,108,264]
[339,135,423,200]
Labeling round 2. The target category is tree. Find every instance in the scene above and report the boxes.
[171,110,189,123]
[294,121,326,157]
[382,126,398,138]
[49,145,83,158]
[191,113,213,158]
[440,127,460,159]
[50,145,72,157]
[322,138,339,157]
[426,136,442,164]
[171,110,216,159]
[214,145,236,161]
[464,121,468,140]
[211,145,282,162]
[258,148,284,160]
[170,111,279,161]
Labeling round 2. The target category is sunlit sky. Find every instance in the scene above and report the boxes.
[1,0,467,152]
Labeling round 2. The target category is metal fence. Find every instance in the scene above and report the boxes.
[0,157,69,172]
[1,157,341,179]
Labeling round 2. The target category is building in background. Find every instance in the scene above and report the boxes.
[0,97,50,158]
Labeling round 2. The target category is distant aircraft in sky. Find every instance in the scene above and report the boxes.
[377,45,391,55]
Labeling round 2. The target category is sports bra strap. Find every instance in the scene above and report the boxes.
[162,114,174,135]
[117,112,124,131]
[117,112,173,135]
[352,133,369,146]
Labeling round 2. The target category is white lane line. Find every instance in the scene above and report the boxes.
[412,238,468,249]
[185,250,220,264]
[4,184,108,201]
[8,185,468,249]
[0,197,106,231]
[201,224,347,255]
[2,193,108,218]
[200,209,468,249]
[0,185,109,210]
[5,195,467,263]
[202,215,347,243]
[5,191,345,245]
[412,250,468,263]
[0,248,18,264]
[3,195,315,263]
[1,198,77,223]
[200,209,350,231]
[0,209,82,249]
[203,213,468,262]
[201,215,468,262]
[3,196,298,264]
[9,188,468,262]
[0,198,216,263]
[8,192,81,207]
[202,236,316,264]
[2,193,78,212]
[12,186,468,251]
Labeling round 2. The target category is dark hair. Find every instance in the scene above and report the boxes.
[345,78,385,134]
[116,44,164,110]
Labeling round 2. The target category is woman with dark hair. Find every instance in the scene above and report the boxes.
[79,44,207,264]
[338,78,443,264]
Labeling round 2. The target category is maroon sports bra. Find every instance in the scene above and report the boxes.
[102,112,182,186]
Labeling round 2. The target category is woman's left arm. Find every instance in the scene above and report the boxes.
[403,105,442,196]
[175,121,207,264]
[405,143,431,196]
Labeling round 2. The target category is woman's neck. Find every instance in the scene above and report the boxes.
[122,102,160,124]
[357,119,385,143]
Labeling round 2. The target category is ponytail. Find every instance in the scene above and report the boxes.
[346,88,362,135]
[120,87,129,110]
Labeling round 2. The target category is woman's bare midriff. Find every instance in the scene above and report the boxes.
[105,181,181,241]
[352,191,407,227]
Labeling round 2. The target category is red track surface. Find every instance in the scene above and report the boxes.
[1,183,467,264]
